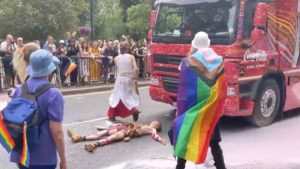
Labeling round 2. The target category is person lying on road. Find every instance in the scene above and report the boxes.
[67,120,166,152]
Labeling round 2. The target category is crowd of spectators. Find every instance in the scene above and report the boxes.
[0,33,150,88]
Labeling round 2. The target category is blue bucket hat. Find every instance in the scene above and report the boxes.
[27,49,60,78]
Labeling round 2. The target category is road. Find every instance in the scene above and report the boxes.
[1,87,300,169]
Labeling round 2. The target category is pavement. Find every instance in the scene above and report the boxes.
[59,80,150,95]
[1,87,300,169]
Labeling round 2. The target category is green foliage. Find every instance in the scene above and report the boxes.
[155,6,183,35]
[92,0,125,39]
[0,0,78,41]
[70,0,89,25]
[119,0,149,22]
[126,3,151,40]
[0,0,152,41]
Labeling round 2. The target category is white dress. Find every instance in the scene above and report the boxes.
[109,54,139,110]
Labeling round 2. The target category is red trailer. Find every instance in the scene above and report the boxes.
[148,0,300,126]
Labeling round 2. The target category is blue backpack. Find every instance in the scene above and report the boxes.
[2,83,52,150]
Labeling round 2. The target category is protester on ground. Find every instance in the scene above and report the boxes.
[107,42,140,122]
[67,120,166,152]
[79,41,90,84]
[10,49,67,169]
[43,35,56,55]
[66,39,79,85]
[169,32,227,169]
[0,34,17,88]
[13,42,40,84]
[89,41,101,81]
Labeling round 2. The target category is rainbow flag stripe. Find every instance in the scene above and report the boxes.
[0,114,15,153]
[20,123,30,167]
[64,63,77,78]
[170,57,226,164]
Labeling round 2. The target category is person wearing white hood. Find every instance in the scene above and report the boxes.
[170,32,226,169]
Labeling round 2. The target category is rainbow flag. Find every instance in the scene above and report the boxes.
[62,59,77,78]
[170,56,226,164]
[63,62,77,78]
[20,122,30,167]
[0,113,15,153]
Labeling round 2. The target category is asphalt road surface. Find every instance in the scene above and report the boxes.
[1,87,300,169]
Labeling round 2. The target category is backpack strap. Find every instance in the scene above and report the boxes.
[21,83,35,100]
[34,83,53,97]
[21,83,53,100]
[23,83,53,127]
[35,84,53,128]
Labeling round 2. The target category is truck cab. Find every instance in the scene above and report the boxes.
[148,0,300,126]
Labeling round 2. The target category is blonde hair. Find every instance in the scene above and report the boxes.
[13,42,40,83]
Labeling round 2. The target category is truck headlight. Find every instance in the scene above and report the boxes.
[227,87,236,96]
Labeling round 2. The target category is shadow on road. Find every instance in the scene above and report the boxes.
[155,107,300,134]
[219,108,300,132]
[279,108,300,121]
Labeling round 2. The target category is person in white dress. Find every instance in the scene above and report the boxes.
[107,42,140,121]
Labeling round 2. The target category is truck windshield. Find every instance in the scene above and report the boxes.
[154,0,240,44]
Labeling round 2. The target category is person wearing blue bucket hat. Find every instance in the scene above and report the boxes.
[27,49,60,78]
[10,49,67,169]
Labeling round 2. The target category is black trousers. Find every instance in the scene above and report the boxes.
[176,125,226,169]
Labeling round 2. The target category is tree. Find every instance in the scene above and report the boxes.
[91,0,125,40]
[70,0,89,26]
[126,2,151,40]
[0,0,78,41]
[119,0,142,22]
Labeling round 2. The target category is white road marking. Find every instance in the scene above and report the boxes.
[64,86,149,98]
[63,117,108,127]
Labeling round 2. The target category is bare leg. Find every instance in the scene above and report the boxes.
[67,129,114,143]
[84,131,126,152]
[85,130,110,141]
[84,127,121,141]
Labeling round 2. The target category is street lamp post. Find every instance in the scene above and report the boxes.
[90,0,94,41]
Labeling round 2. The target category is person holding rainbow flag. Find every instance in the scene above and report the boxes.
[169,32,227,169]
[1,49,67,169]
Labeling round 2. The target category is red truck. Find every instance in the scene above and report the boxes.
[147,0,300,126]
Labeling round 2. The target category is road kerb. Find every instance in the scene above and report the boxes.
[60,82,150,95]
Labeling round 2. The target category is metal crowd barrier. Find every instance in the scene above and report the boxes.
[50,55,115,87]
[0,56,113,91]
[0,54,146,91]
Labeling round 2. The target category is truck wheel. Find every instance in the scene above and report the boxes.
[248,79,281,127]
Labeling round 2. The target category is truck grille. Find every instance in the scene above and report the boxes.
[154,67,179,73]
[153,55,182,65]
[162,76,179,93]
[153,55,183,93]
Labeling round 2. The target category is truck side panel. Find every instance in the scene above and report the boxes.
[282,0,300,110]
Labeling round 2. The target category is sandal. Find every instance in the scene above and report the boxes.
[84,143,97,152]
[152,133,167,145]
